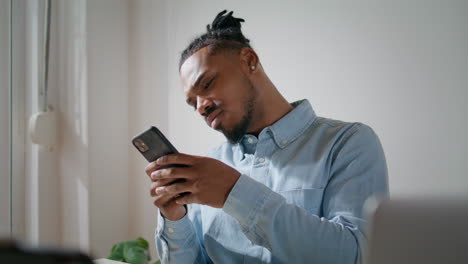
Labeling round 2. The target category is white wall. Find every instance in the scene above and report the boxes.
[86,0,130,258]
[127,0,169,260]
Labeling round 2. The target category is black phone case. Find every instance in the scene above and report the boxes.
[131,126,178,162]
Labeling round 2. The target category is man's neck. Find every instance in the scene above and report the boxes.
[248,91,293,136]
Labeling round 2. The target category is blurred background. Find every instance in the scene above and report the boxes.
[1,0,467,261]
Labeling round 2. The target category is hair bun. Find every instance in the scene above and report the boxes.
[206,10,245,33]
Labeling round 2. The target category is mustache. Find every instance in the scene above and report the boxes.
[205,105,220,120]
[204,105,224,130]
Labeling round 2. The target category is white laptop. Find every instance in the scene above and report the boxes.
[365,197,468,264]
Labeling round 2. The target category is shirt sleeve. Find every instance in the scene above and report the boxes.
[155,204,211,264]
[223,123,389,264]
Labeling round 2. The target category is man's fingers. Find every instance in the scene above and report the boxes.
[152,193,174,207]
[151,167,177,180]
[151,178,176,188]
[150,178,186,196]
[145,161,159,178]
[161,199,180,212]
[151,166,194,181]
[152,194,187,216]
[150,180,168,196]
[174,193,197,205]
[156,153,198,167]
[146,162,172,179]
[155,181,192,196]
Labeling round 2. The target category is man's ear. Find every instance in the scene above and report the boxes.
[239,48,259,74]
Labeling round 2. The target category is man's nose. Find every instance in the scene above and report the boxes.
[197,96,214,117]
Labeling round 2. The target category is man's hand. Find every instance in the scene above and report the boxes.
[148,153,241,209]
[146,163,187,221]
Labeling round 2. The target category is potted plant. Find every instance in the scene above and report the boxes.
[107,237,160,264]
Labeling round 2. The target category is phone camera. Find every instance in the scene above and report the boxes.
[133,139,149,153]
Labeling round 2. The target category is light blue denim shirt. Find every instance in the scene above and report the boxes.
[155,99,389,264]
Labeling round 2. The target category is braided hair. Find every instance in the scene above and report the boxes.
[179,10,252,70]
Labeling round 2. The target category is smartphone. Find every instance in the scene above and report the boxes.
[132,127,188,197]
[132,126,178,162]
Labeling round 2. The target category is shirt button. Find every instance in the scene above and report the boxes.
[282,140,287,145]
[168,227,174,233]
[258,157,265,163]
[247,137,254,143]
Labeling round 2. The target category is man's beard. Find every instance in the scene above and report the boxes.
[217,82,256,144]
[220,97,254,144]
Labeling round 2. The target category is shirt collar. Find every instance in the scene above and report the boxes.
[238,99,316,154]
[267,99,316,149]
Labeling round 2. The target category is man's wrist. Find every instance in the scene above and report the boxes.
[223,172,241,206]
[161,205,187,221]
[157,206,193,239]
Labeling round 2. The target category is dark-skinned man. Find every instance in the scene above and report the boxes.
[146,10,388,264]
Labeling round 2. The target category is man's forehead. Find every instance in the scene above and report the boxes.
[180,47,212,90]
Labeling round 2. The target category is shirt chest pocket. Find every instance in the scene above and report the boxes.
[278,188,324,216]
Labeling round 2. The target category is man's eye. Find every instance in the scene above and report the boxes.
[204,78,214,90]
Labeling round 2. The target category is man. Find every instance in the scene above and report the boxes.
[146,10,388,264]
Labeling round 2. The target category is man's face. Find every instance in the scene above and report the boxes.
[180,47,256,143]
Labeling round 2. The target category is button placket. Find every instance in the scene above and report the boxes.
[249,136,276,187]
[253,134,276,167]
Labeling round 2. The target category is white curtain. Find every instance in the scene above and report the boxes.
[9,0,133,259]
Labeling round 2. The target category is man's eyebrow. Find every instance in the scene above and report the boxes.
[192,71,208,91]
[185,71,208,106]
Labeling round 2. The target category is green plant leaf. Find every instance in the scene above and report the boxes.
[108,237,152,264]
[136,237,149,249]
[123,243,150,264]
[107,242,125,261]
